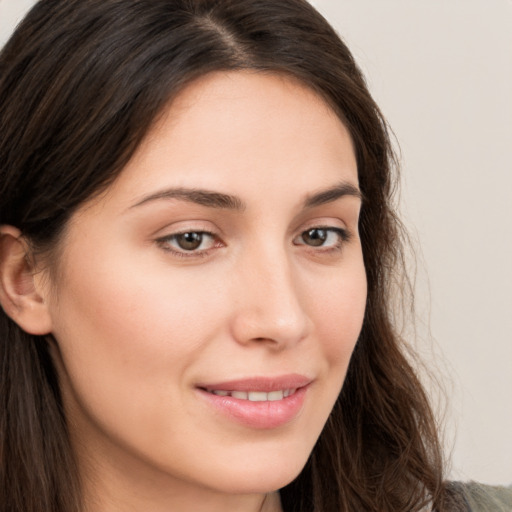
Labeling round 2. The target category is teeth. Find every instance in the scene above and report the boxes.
[248,391,268,402]
[209,389,295,401]
[267,390,284,401]
[212,390,229,396]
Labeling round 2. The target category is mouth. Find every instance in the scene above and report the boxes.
[203,388,298,401]
[196,374,311,429]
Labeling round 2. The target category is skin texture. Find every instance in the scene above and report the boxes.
[25,72,367,512]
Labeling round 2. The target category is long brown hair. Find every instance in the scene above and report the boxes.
[0,1,459,510]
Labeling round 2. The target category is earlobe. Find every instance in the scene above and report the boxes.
[0,225,52,335]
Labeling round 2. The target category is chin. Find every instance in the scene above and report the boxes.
[196,448,309,495]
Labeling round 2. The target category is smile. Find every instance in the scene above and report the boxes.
[196,375,311,428]
[207,389,298,401]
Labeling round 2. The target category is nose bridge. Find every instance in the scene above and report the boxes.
[230,240,309,347]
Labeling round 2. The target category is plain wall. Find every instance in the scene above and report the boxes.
[1,0,511,486]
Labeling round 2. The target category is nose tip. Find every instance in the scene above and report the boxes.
[229,261,310,349]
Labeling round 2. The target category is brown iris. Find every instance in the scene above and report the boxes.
[175,232,204,251]
[302,228,328,247]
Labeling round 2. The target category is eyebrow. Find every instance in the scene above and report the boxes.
[130,188,245,211]
[304,181,363,208]
[129,181,362,211]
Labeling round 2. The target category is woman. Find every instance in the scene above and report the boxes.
[0,1,508,511]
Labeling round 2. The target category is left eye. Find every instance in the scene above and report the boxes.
[159,231,217,252]
[294,227,347,248]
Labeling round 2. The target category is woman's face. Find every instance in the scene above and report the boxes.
[43,72,366,500]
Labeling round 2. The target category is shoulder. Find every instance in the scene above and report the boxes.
[455,481,512,512]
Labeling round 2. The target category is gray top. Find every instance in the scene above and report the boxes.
[461,482,512,511]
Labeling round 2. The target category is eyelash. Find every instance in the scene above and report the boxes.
[156,226,351,259]
[156,230,220,259]
[293,227,351,252]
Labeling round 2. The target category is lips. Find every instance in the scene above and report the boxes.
[196,374,311,429]
[197,374,311,393]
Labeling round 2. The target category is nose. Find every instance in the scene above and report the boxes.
[229,247,310,349]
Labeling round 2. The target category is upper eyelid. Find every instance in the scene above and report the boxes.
[151,220,221,238]
[295,221,351,237]
[154,222,350,239]
[152,213,354,241]
[159,228,216,237]
[156,226,349,251]
[156,229,218,245]
[293,226,350,243]
[294,212,350,229]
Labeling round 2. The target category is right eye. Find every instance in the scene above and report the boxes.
[293,226,350,250]
[157,231,220,256]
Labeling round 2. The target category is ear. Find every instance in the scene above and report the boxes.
[0,225,52,335]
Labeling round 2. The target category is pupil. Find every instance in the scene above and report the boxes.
[177,232,203,250]
[304,228,327,246]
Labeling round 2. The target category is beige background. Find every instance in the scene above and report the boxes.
[1,0,511,485]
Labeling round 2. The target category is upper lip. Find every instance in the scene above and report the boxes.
[197,374,312,392]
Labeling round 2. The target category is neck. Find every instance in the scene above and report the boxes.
[83,485,282,512]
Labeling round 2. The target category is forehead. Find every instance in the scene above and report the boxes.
[85,71,358,216]
[120,71,355,190]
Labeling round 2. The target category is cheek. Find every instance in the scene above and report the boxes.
[47,249,237,475]
[50,258,220,381]
[309,259,367,371]
[47,246,223,421]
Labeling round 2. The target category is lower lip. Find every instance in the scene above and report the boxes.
[197,386,309,429]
